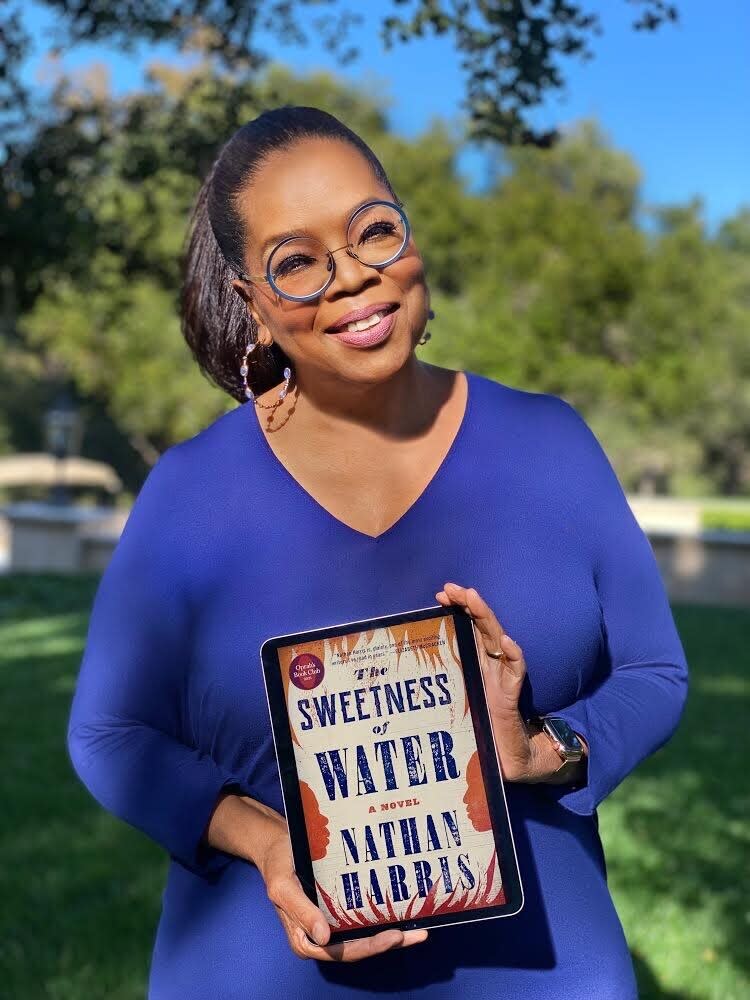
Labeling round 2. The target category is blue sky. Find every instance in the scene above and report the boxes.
[21,0,749,234]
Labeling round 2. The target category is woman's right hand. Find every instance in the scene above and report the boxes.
[254,811,429,961]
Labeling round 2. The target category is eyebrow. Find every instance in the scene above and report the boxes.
[258,196,387,260]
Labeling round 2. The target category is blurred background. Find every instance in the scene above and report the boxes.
[0,2,748,997]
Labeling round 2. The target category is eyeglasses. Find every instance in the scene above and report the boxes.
[236,199,411,302]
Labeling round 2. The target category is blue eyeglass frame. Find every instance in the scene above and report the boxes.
[235,198,411,303]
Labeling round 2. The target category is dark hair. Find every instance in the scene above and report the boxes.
[180,105,397,404]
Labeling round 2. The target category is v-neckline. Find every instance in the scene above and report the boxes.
[249,369,474,544]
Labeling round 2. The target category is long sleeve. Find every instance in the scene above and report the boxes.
[541,399,689,817]
[66,447,243,877]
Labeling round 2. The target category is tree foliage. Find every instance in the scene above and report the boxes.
[1,0,679,157]
[1,57,747,496]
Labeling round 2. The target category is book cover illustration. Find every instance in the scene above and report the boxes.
[275,612,508,933]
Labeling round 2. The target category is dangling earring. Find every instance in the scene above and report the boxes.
[418,308,435,346]
[240,340,293,407]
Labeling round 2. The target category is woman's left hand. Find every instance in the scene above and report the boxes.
[435,581,585,785]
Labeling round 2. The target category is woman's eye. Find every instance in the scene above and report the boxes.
[273,254,315,278]
[359,221,397,243]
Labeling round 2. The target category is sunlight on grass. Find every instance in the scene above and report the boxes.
[1,574,747,999]
[599,603,750,1000]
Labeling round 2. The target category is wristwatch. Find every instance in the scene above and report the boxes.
[542,716,585,763]
[527,715,586,773]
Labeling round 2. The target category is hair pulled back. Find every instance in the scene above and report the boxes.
[180,105,396,404]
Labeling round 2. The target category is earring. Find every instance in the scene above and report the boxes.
[418,308,435,346]
[240,341,293,407]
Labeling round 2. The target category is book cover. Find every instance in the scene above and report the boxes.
[262,605,523,938]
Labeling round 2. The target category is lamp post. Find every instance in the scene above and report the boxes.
[43,388,83,506]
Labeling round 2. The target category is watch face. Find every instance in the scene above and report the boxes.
[546,717,582,751]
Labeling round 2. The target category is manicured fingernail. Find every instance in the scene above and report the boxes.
[313,922,328,945]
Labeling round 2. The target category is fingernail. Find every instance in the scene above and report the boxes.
[313,922,328,945]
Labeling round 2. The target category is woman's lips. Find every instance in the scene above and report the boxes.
[326,307,398,348]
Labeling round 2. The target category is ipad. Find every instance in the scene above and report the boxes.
[259,603,524,942]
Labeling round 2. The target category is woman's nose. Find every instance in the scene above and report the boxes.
[327,244,375,289]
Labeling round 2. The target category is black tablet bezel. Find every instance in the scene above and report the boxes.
[259,602,524,942]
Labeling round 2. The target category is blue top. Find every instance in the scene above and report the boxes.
[67,369,689,999]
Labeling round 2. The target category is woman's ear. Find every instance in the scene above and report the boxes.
[231,278,253,306]
[231,279,270,342]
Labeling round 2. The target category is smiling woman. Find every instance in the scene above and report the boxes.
[66,105,688,1000]
[180,107,431,408]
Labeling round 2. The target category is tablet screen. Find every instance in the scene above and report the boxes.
[261,604,523,940]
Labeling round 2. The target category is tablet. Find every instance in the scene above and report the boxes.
[259,603,524,942]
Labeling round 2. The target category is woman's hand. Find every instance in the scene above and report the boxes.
[435,582,586,785]
[254,810,429,961]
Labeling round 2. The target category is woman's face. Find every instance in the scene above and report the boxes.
[231,137,430,389]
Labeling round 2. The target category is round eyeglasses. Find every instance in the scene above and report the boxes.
[236,199,411,302]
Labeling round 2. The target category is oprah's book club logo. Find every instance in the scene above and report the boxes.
[280,616,505,931]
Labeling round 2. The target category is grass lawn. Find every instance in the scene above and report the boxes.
[0,573,747,999]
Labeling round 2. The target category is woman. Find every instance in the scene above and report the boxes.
[67,105,689,999]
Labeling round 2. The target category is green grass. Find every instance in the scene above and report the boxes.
[701,508,750,532]
[0,574,747,999]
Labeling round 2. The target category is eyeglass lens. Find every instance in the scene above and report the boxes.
[266,202,408,299]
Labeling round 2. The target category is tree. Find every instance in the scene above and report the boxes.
[422,122,750,495]
[1,0,679,157]
[4,59,748,496]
